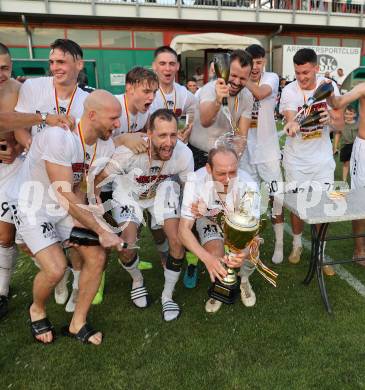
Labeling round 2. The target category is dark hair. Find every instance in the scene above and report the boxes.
[187,78,197,84]
[50,39,83,60]
[230,49,253,69]
[149,108,177,131]
[245,44,266,59]
[0,42,10,56]
[293,48,317,66]
[154,46,178,61]
[345,105,356,113]
[126,66,158,86]
[207,145,238,167]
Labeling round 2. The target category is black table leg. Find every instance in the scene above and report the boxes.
[303,225,318,284]
[315,223,332,313]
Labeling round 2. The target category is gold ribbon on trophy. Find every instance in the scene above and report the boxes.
[246,238,278,287]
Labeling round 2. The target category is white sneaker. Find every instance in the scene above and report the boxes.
[240,280,256,307]
[288,246,302,265]
[272,245,284,264]
[205,298,223,313]
[54,268,70,304]
[65,288,79,313]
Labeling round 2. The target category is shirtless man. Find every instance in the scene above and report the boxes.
[327,82,365,261]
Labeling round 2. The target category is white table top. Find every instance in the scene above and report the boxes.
[280,188,365,224]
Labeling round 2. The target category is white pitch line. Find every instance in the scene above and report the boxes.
[284,223,365,298]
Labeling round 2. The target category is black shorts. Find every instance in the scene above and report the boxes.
[188,143,208,171]
[340,143,353,162]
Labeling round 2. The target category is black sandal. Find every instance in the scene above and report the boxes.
[30,317,56,343]
[62,323,102,344]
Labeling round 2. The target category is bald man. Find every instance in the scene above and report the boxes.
[7,90,124,345]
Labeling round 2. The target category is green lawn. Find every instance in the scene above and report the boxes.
[1,145,365,389]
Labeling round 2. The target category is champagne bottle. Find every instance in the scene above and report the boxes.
[69,226,137,249]
[299,111,322,128]
[69,227,100,246]
[214,53,230,106]
[306,83,334,107]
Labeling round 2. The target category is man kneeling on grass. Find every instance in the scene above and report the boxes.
[178,145,262,313]
[96,109,194,321]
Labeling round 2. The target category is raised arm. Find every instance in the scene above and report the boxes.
[327,82,365,109]
[245,79,273,101]
[199,79,229,127]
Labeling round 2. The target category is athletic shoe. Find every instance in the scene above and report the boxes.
[322,265,336,276]
[183,264,198,289]
[54,268,70,304]
[65,289,79,313]
[272,245,284,264]
[92,271,105,305]
[205,298,222,313]
[288,246,302,265]
[0,295,9,320]
[240,280,256,307]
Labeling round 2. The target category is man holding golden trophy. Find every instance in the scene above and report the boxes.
[178,143,277,313]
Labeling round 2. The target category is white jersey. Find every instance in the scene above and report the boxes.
[7,126,115,213]
[107,140,194,207]
[279,76,340,173]
[189,81,254,153]
[149,82,196,119]
[181,167,260,222]
[247,72,281,164]
[15,77,88,137]
[114,93,149,135]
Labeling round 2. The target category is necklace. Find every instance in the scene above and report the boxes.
[78,121,97,193]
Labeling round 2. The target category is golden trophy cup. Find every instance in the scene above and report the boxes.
[208,191,277,304]
[208,192,261,304]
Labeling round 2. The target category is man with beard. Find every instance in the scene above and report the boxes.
[281,48,344,273]
[150,47,196,274]
[94,66,158,306]
[96,109,194,321]
[178,145,261,313]
[189,49,254,170]
[0,42,74,319]
[240,44,284,265]
[7,90,124,345]
[186,50,253,287]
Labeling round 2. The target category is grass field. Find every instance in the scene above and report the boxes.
[1,150,365,389]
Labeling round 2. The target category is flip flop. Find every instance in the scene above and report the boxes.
[29,305,56,344]
[61,323,103,345]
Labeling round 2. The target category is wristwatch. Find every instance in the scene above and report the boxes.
[40,112,48,126]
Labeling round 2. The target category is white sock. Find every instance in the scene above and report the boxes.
[162,268,180,302]
[292,233,302,249]
[71,269,80,290]
[272,223,284,264]
[162,268,181,321]
[122,256,146,307]
[0,245,17,296]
